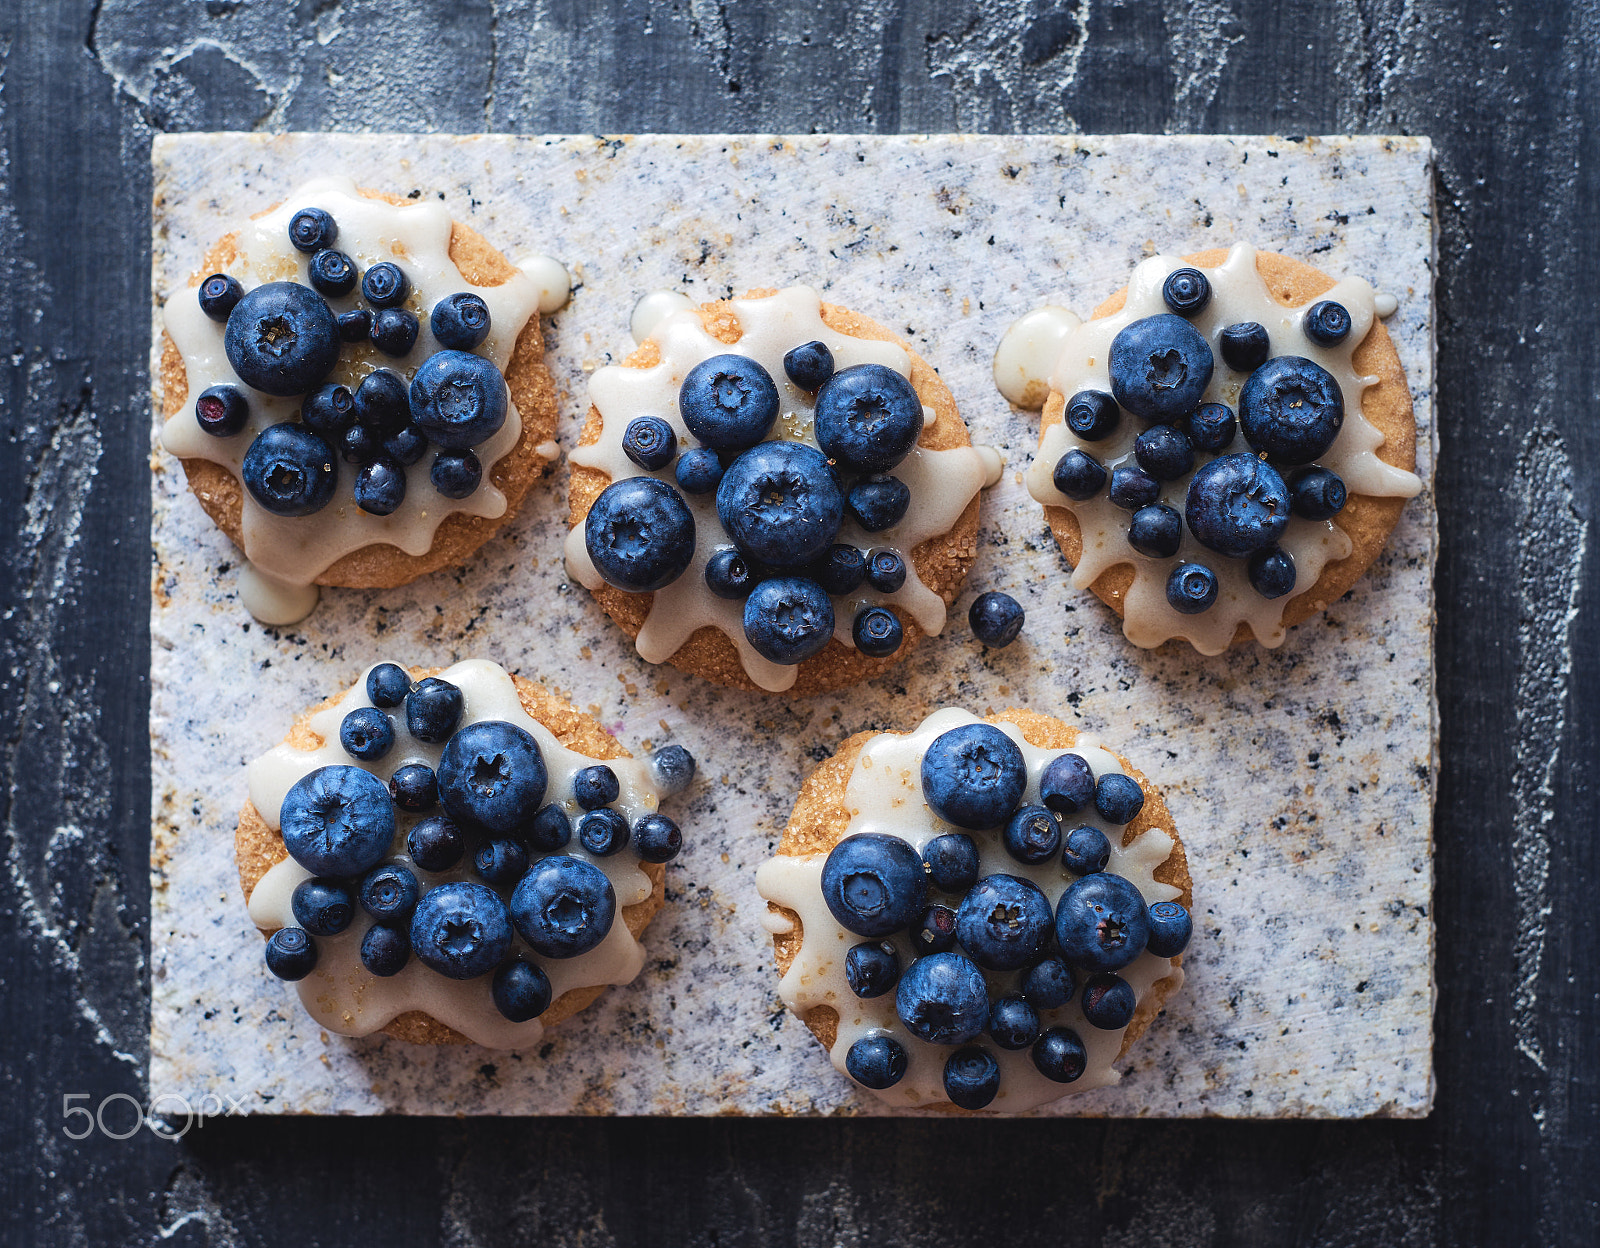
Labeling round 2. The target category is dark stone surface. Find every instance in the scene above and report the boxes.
[0,0,1594,1243]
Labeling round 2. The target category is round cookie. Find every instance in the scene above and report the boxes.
[757,707,1192,1113]
[566,287,997,696]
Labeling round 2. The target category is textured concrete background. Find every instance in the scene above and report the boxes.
[1,0,1595,1244]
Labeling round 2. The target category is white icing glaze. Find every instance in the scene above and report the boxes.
[1010,244,1422,654]
[245,659,660,1050]
[630,290,696,345]
[237,564,319,626]
[516,253,573,315]
[992,306,1081,408]
[1373,292,1399,317]
[755,708,1184,1112]
[163,177,567,611]
[567,286,1000,692]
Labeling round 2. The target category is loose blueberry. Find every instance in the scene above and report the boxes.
[195,384,250,438]
[988,995,1042,1051]
[1095,773,1145,825]
[846,1034,908,1089]
[811,544,868,595]
[438,720,548,834]
[705,548,757,599]
[679,354,780,450]
[1134,424,1195,481]
[410,881,512,979]
[573,765,620,811]
[242,423,338,516]
[1304,300,1352,346]
[370,307,420,357]
[845,941,901,998]
[1166,561,1220,614]
[354,369,411,436]
[340,706,395,761]
[389,762,438,812]
[366,662,411,708]
[1162,266,1212,317]
[265,927,317,981]
[492,959,553,1022]
[288,207,338,253]
[341,424,382,466]
[1003,805,1061,865]
[853,606,903,658]
[944,1047,1002,1110]
[431,292,492,351]
[1021,956,1076,1010]
[1081,972,1137,1029]
[280,766,395,877]
[1108,313,1214,422]
[1238,356,1344,465]
[921,723,1027,830]
[1185,453,1289,556]
[895,951,989,1045]
[526,804,573,852]
[1031,1027,1088,1083]
[360,862,420,923]
[292,878,355,936]
[955,874,1054,971]
[1127,504,1184,559]
[923,833,979,894]
[474,838,529,887]
[1053,449,1107,500]
[406,677,463,744]
[783,340,835,391]
[846,475,910,532]
[1146,900,1193,957]
[409,350,508,449]
[674,446,724,495]
[384,423,430,467]
[820,832,928,938]
[1039,752,1095,815]
[968,592,1025,648]
[354,456,407,516]
[743,577,835,665]
[510,854,617,958]
[1061,825,1112,876]
[865,549,906,593]
[430,450,482,500]
[1186,401,1238,453]
[1247,546,1296,599]
[912,904,959,956]
[1289,466,1348,520]
[1055,873,1151,973]
[338,308,373,342]
[633,813,683,863]
[1108,464,1161,511]
[1220,321,1270,372]
[361,261,410,308]
[301,383,354,439]
[649,745,697,796]
[814,363,924,472]
[224,282,341,396]
[307,249,358,298]
[1065,390,1120,441]
[406,815,464,872]
[198,273,243,322]
[578,808,630,856]
[586,476,697,592]
[622,416,678,471]
[360,924,410,977]
[717,441,843,568]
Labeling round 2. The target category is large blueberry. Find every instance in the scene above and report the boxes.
[1108,313,1214,422]
[409,351,508,450]
[955,873,1054,971]
[242,423,338,517]
[920,723,1027,830]
[679,354,780,450]
[1054,873,1151,973]
[409,881,512,979]
[743,576,835,665]
[279,765,396,878]
[895,951,989,1045]
[820,832,927,938]
[717,441,843,568]
[438,720,548,835]
[224,282,341,397]
[1238,356,1344,465]
[813,363,923,472]
[510,854,617,959]
[845,1034,908,1089]
[1185,453,1289,557]
[586,476,697,592]
[943,1047,1001,1110]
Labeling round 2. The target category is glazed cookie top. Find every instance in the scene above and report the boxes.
[756,708,1191,1113]
[998,244,1421,654]
[564,286,1001,693]
[245,659,691,1050]
[162,176,568,623]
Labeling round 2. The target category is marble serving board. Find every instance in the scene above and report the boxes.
[148,133,1436,1118]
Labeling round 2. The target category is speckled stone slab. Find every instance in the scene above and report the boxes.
[149,133,1436,1117]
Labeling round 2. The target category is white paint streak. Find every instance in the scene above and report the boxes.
[1163,0,1244,131]
[925,0,1090,131]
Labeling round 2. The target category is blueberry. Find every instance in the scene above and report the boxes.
[911,904,959,956]
[389,762,438,812]
[291,878,355,936]
[921,723,1027,830]
[353,369,411,436]
[355,456,407,516]
[783,339,835,391]
[406,815,464,872]
[573,765,620,811]
[474,838,528,887]
[224,282,341,397]
[409,350,508,449]
[510,854,617,958]
[431,292,492,351]
[1220,321,1270,372]
[1238,356,1344,465]
[242,423,338,516]
[988,995,1041,1050]
[674,447,725,495]
[705,549,757,599]
[1003,805,1061,865]
[895,951,989,1045]
[1052,449,1106,500]
[384,424,430,467]
[955,874,1054,970]
[265,927,317,981]
[1162,266,1211,317]
[853,606,904,658]
[1167,561,1219,614]
[1247,546,1297,599]
[1134,425,1195,481]
[821,833,928,938]
[1146,900,1193,958]
[362,261,410,308]
[1055,873,1151,973]
[341,424,383,466]
[280,765,395,877]
[846,475,910,532]
[679,354,780,450]
[198,273,243,322]
[288,207,338,253]
[845,941,901,998]
[1304,299,1352,346]
[633,813,683,863]
[360,924,410,977]
[649,745,697,796]
[301,383,354,439]
[366,663,411,708]
[943,1047,1001,1110]
[923,833,979,893]
[1185,453,1289,556]
[1095,773,1144,825]
[1061,825,1112,876]
[406,677,463,744]
[865,549,906,593]
[371,307,420,357]
[1021,956,1076,1010]
[586,476,697,592]
[1031,1027,1088,1083]
[1039,752,1095,815]
[1081,972,1137,1029]
[1108,314,1214,422]
[622,416,678,471]
[845,1034,908,1089]
[1127,504,1183,559]
[1065,390,1120,441]
[1289,466,1348,520]
[438,720,548,834]
[743,577,835,665]
[968,591,1025,648]
[717,441,843,568]
[1186,401,1237,453]
[409,881,512,979]
[194,384,250,438]
[360,862,420,923]
[1108,464,1161,511]
[492,959,553,1022]
[339,706,394,761]
[307,249,358,298]
[814,363,924,471]
[811,544,867,595]
[431,450,482,500]
[526,804,573,852]
[578,808,630,856]
[338,308,373,342]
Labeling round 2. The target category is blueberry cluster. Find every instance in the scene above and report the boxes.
[825,723,1192,1110]
[585,341,929,667]
[197,205,507,520]
[1053,269,1355,613]
[263,663,686,1026]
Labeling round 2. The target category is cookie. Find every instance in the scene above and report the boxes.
[565,286,1002,695]
[755,707,1192,1113]
[159,176,569,624]
[996,244,1422,653]
[238,659,694,1049]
